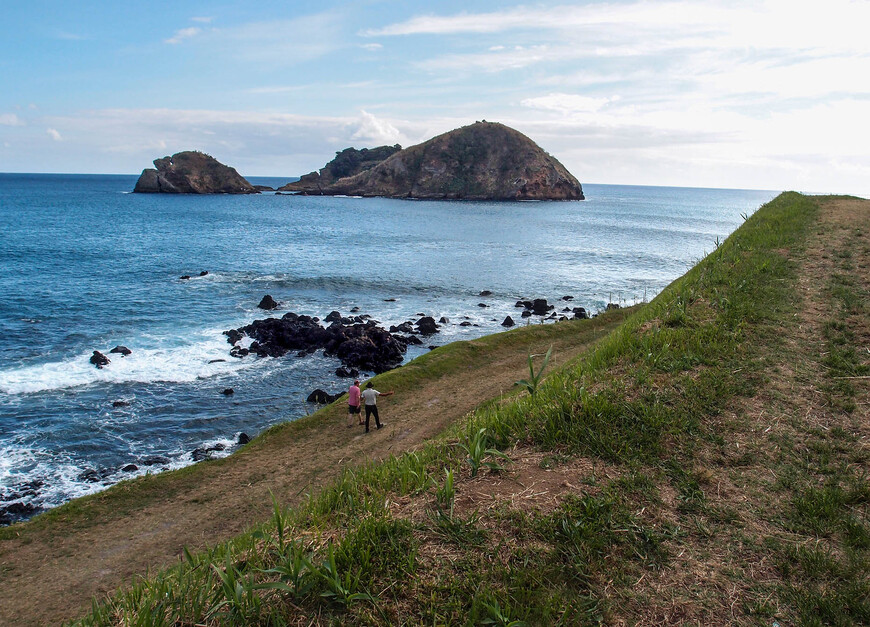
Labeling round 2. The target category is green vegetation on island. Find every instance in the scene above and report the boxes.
[62,192,869,625]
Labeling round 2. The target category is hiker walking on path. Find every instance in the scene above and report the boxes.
[347,380,362,427]
[361,382,394,432]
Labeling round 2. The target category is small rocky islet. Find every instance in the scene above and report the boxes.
[133,121,583,200]
[133,150,257,194]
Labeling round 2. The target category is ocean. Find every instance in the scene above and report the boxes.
[0,173,777,523]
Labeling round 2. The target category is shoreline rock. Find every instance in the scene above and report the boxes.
[257,295,279,310]
[90,350,110,369]
[225,311,413,373]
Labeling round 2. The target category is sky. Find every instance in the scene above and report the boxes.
[1,0,869,195]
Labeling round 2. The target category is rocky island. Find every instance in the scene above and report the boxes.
[133,151,257,194]
[282,145,402,194]
[280,121,584,200]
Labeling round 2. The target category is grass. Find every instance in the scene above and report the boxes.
[66,192,870,625]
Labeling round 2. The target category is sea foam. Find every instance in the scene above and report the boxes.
[0,330,261,395]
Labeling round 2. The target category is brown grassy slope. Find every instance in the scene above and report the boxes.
[0,309,632,626]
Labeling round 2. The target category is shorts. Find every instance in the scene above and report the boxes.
[348,404,360,414]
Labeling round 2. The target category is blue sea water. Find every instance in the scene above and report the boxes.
[0,173,777,521]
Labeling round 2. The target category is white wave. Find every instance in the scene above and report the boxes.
[0,330,263,395]
[0,432,247,514]
[0,444,34,490]
[0,443,98,508]
[188,435,237,462]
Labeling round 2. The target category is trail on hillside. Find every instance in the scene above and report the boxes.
[619,196,870,622]
[0,312,626,626]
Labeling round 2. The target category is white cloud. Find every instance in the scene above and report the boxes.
[367,1,870,55]
[377,1,870,85]
[25,108,417,176]
[420,45,555,73]
[351,110,404,145]
[521,93,618,115]
[0,113,24,126]
[165,27,202,44]
[165,14,345,66]
[46,128,62,141]
[55,31,87,41]
[361,43,383,51]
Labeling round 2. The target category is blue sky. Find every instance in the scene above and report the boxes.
[2,0,869,194]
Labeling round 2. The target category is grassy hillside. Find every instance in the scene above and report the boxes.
[72,192,869,625]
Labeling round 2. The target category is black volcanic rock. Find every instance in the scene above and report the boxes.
[299,122,583,200]
[90,351,110,368]
[307,389,340,404]
[531,299,553,315]
[226,314,407,373]
[415,316,439,335]
[257,295,279,310]
[133,151,257,194]
[110,345,131,356]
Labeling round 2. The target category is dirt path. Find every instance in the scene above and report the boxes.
[0,310,630,626]
[625,195,870,622]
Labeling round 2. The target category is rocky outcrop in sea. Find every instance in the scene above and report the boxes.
[133,151,257,194]
[225,311,428,374]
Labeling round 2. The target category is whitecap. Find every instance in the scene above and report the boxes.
[0,329,264,395]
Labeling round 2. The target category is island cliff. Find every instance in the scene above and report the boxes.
[281,121,583,200]
[133,151,257,194]
[281,145,402,194]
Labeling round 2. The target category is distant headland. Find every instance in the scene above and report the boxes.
[133,121,584,200]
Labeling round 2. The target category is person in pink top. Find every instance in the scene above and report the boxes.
[347,380,362,427]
